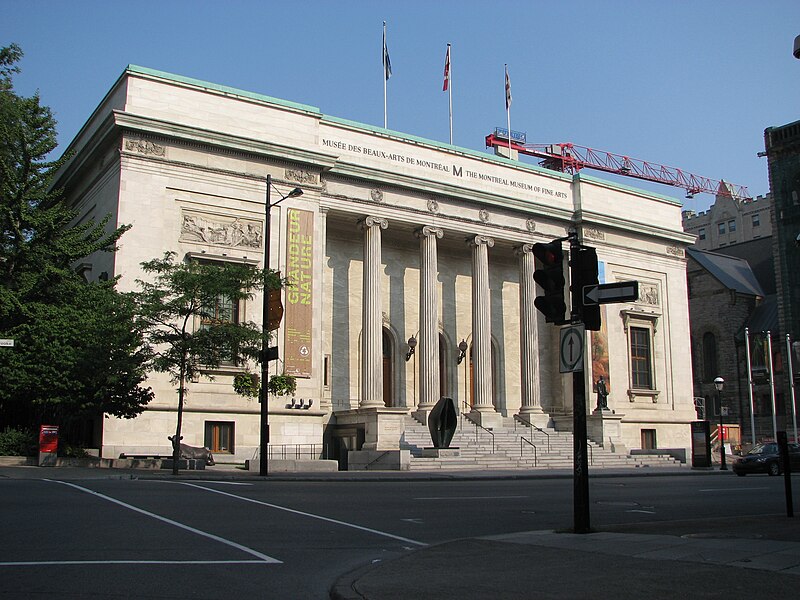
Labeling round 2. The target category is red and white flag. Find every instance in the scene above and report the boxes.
[505,64,512,110]
[443,44,451,91]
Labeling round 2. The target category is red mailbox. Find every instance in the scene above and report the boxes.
[38,425,58,466]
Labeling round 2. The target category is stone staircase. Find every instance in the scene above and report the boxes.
[399,415,684,471]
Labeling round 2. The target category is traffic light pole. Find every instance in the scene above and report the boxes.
[569,232,591,534]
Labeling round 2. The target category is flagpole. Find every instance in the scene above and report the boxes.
[383,21,388,129]
[745,327,756,445]
[505,64,511,155]
[787,334,798,442]
[447,44,453,144]
[767,331,778,440]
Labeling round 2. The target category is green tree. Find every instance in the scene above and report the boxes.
[0,45,152,438]
[134,252,278,474]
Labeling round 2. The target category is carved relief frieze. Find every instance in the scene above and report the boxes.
[370,189,384,203]
[285,168,317,184]
[637,283,660,307]
[124,139,166,156]
[427,199,440,213]
[525,219,536,232]
[478,209,490,223]
[666,245,684,257]
[180,211,262,249]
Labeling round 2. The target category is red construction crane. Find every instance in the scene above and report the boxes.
[485,129,751,201]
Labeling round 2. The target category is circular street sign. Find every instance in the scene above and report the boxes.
[559,326,585,373]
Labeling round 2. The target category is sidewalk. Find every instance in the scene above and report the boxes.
[331,517,800,600]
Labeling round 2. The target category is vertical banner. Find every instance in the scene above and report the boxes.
[284,208,314,377]
[591,306,610,395]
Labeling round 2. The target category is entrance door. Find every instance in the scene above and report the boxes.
[382,329,393,407]
[641,429,657,450]
[467,342,497,409]
[439,333,448,399]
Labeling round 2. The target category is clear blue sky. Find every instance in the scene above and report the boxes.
[3,0,799,212]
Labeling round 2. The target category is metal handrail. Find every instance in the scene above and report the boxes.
[364,451,391,470]
[520,436,537,466]
[266,443,329,460]
[514,415,551,452]
[460,401,495,453]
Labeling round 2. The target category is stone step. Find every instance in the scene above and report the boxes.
[401,416,683,471]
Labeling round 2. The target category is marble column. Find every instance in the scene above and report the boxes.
[516,244,547,425]
[413,226,444,422]
[360,216,388,408]
[468,235,501,427]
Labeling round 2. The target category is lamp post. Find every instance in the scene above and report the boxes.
[714,376,727,471]
[259,174,303,477]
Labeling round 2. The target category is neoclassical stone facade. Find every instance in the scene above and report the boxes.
[54,66,697,463]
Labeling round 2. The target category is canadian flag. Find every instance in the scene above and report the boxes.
[443,44,451,92]
[505,65,512,110]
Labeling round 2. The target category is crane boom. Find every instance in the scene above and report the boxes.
[485,130,750,200]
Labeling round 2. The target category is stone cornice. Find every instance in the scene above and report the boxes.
[112,111,338,171]
[574,209,696,247]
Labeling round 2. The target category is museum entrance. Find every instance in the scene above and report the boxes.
[383,329,393,407]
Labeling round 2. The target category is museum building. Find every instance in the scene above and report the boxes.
[53,66,697,467]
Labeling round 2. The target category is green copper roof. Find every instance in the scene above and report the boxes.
[126,65,322,115]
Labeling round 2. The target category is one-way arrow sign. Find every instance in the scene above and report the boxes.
[583,281,639,306]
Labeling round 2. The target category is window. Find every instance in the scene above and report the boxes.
[205,421,234,453]
[718,222,726,235]
[200,294,241,363]
[702,332,717,383]
[752,213,760,227]
[630,327,653,389]
[698,228,706,241]
[323,354,331,389]
[728,220,736,232]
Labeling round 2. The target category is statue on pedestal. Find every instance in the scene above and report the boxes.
[595,376,609,411]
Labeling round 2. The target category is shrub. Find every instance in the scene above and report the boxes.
[60,444,88,458]
[0,428,37,456]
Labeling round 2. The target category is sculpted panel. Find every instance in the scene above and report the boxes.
[180,211,262,249]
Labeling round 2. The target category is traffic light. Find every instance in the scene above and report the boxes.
[571,245,601,331]
[532,241,567,324]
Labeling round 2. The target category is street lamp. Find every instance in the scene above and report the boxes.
[456,339,468,364]
[714,376,727,471]
[259,174,303,477]
[405,336,417,362]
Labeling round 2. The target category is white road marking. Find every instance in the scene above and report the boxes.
[44,480,281,563]
[0,560,267,567]
[626,509,657,514]
[175,482,427,547]
[190,481,253,486]
[414,495,527,500]
[699,487,769,492]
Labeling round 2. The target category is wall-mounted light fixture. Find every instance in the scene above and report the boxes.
[457,339,468,364]
[405,336,417,361]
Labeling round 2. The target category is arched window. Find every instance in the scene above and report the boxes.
[702,332,717,383]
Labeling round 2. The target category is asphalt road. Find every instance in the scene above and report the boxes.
[0,472,796,599]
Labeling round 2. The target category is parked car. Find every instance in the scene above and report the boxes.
[732,442,800,476]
